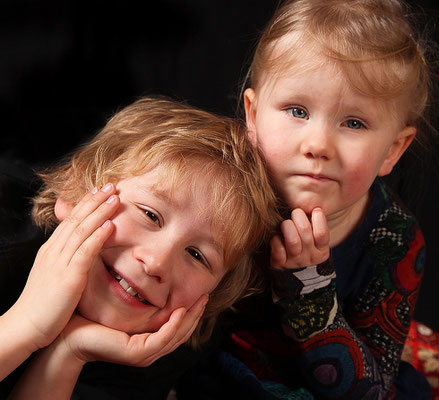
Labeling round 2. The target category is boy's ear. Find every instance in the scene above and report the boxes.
[378,126,416,177]
[244,88,257,146]
[54,197,75,222]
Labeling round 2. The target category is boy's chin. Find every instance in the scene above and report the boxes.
[76,303,161,335]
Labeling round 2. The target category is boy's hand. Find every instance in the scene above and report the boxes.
[270,208,329,269]
[12,185,120,350]
[60,295,208,367]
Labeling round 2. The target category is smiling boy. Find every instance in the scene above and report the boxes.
[8,96,280,399]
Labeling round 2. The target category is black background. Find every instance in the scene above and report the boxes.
[1,0,438,330]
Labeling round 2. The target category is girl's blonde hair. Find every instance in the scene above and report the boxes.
[32,96,280,347]
[247,0,432,127]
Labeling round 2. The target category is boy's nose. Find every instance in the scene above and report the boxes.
[134,245,174,283]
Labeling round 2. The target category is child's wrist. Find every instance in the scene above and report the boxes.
[1,303,43,355]
[50,333,88,370]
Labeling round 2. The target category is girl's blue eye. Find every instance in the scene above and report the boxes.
[145,210,160,226]
[287,107,308,119]
[346,119,364,130]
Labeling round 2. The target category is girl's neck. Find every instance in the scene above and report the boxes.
[327,190,372,248]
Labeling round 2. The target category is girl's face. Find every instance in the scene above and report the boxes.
[77,166,227,334]
[245,54,415,240]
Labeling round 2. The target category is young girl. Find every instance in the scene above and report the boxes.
[188,0,434,399]
[1,96,280,399]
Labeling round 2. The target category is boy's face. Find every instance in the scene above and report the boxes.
[245,54,415,227]
[77,166,227,334]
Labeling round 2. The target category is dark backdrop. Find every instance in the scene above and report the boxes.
[1,0,438,330]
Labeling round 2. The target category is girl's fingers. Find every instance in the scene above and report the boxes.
[290,209,314,249]
[311,208,330,249]
[270,234,287,268]
[281,218,303,260]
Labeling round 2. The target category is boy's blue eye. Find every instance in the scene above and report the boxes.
[346,119,364,130]
[287,107,308,119]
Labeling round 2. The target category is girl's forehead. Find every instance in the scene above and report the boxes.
[255,44,339,94]
[256,41,409,119]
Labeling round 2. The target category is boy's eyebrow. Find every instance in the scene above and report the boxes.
[137,185,179,208]
[138,185,225,261]
[149,187,177,206]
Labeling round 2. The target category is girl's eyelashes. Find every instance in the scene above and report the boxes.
[186,247,210,269]
[283,105,367,130]
[344,119,366,130]
[286,106,308,120]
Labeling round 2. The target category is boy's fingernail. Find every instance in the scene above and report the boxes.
[105,195,117,204]
[102,183,113,193]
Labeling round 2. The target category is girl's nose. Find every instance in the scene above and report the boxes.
[300,125,335,160]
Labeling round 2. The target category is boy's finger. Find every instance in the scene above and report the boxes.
[270,235,287,268]
[150,297,207,362]
[68,220,114,275]
[53,184,116,250]
[311,208,330,249]
[172,295,207,345]
[43,190,94,245]
[61,195,119,263]
[69,184,114,220]
[134,308,189,366]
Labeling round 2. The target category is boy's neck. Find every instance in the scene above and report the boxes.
[327,190,372,248]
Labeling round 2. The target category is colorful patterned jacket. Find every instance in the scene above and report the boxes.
[208,179,430,399]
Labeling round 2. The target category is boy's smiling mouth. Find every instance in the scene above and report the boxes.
[105,264,153,306]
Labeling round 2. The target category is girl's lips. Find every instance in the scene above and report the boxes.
[296,173,334,182]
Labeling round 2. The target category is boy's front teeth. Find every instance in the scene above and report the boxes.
[118,278,138,296]
[115,275,147,303]
[109,268,147,303]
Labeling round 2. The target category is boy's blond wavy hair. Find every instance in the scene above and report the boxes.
[32,96,280,347]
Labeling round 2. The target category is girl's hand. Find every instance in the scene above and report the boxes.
[270,208,329,269]
[61,295,208,367]
[10,184,120,351]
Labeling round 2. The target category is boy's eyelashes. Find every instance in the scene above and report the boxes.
[144,209,161,226]
[135,204,162,227]
[134,203,212,270]
[186,247,211,270]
